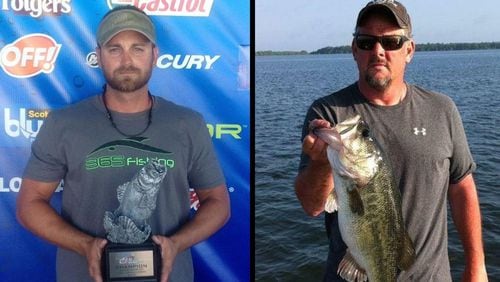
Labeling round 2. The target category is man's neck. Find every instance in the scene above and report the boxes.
[357,81,407,106]
[103,85,151,113]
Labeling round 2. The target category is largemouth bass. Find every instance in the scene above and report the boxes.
[314,115,415,282]
[103,159,167,244]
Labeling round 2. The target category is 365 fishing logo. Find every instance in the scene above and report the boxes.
[85,137,176,171]
[0,34,62,78]
[3,108,49,141]
[107,0,214,17]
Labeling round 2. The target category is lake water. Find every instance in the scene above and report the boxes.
[255,50,500,281]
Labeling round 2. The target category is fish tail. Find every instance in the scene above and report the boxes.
[337,249,368,282]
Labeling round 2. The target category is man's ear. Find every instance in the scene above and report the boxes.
[351,39,358,61]
[152,45,159,67]
[96,47,102,67]
[405,39,415,64]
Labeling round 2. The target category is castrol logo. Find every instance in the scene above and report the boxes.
[0,34,61,78]
[107,0,214,17]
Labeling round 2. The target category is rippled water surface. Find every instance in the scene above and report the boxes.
[255,50,500,281]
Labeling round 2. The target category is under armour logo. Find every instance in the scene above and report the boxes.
[413,128,426,136]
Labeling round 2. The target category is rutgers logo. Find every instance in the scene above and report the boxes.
[0,34,61,78]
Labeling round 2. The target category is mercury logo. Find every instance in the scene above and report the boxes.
[156,54,220,70]
[107,0,214,17]
[0,34,62,78]
[86,52,220,70]
[86,52,99,68]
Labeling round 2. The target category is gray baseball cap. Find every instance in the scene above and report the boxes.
[97,5,156,46]
[356,0,412,36]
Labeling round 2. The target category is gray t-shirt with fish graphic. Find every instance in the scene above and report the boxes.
[24,95,226,282]
[299,82,475,281]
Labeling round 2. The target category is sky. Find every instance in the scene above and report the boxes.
[256,0,500,52]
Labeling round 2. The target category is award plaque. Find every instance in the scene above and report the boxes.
[102,241,160,281]
[101,159,167,282]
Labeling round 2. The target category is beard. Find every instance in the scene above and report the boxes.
[365,71,392,91]
[364,58,392,91]
[104,65,152,92]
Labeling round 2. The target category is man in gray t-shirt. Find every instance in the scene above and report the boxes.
[295,1,487,281]
[16,6,230,282]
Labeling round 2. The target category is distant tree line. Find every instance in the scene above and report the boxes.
[415,42,500,51]
[255,50,309,56]
[256,42,500,56]
[310,46,351,54]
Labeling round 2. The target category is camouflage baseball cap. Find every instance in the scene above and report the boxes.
[97,5,156,46]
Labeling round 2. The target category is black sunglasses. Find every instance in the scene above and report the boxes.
[354,34,410,51]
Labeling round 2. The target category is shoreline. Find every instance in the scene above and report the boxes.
[256,42,500,56]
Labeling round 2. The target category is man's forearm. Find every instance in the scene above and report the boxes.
[169,185,230,253]
[16,180,95,257]
[295,160,333,217]
[448,174,487,279]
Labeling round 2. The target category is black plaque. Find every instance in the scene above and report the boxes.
[102,240,161,282]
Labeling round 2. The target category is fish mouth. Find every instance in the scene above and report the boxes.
[135,160,167,188]
[313,127,343,152]
[151,160,166,174]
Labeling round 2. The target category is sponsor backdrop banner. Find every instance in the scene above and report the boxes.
[0,1,249,281]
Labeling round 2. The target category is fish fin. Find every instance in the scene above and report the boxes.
[348,188,364,216]
[398,232,416,270]
[337,249,367,282]
[324,191,338,213]
[116,182,128,203]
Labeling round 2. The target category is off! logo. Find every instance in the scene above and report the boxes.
[107,0,214,17]
[0,33,61,78]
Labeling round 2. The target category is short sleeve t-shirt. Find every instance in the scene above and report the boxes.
[24,95,226,282]
[298,83,475,281]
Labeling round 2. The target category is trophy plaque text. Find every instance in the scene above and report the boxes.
[102,241,160,281]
